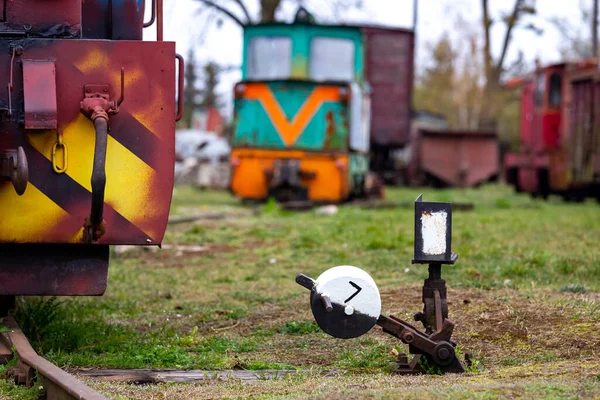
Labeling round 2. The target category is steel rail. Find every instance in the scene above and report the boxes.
[1,315,108,400]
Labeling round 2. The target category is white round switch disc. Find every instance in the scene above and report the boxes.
[310,266,381,339]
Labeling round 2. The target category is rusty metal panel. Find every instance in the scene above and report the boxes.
[0,244,108,295]
[362,27,414,148]
[1,0,80,37]
[0,39,176,245]
[22,60,57,129]
[82,0,145,40]
[417,130,499,187]
[520,80,535,150]
[569,77,594,183]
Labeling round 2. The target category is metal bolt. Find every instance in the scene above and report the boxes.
[146,238,152,243]
[438,347,450,360]
[402,331,415,343]
[397,353,409,364]
[344,305,354,315]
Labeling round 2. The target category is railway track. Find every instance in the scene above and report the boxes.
[1,314,108,400]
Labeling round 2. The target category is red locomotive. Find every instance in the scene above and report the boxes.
[505,61,600,201]
[0,0,182,305]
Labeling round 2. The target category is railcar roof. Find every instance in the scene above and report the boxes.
[244,22,414,34]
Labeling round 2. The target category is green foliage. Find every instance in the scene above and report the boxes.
[417,356,443,375]
[15,297,67,351]
[560,284,588,294]
[336,339,390,370]
[3,184,599,398]
[194,336,257,353]
[0,318,9,333]
[278,321,320,335]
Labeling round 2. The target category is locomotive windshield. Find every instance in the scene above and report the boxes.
[247,36,292,80]
[535,72,545,106]
[309,37,355,81]
[548,73,562,107]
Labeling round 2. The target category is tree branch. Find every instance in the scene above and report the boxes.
[495,0,525,78]
[482,0,494,83]
[229,0,253,23]
[195,0,248,26]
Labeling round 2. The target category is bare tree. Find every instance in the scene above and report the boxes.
[550,0,600,59]
[480,0,538,129]
[194,0,361,25]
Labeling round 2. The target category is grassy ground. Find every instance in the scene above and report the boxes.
[1,184,599,399]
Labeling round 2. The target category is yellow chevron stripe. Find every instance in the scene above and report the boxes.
[26,114,160,240]
[0,182,82,242]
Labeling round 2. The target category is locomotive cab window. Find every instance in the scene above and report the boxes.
[548,73,562,108]
[247,36,292,80]
[535,72,545,106]
[309,37,355,81]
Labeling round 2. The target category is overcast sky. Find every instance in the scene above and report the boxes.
[149,0,589,116]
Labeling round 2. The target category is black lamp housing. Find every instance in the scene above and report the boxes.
[412,194,457,264]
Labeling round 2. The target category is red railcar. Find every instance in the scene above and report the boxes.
[0,0,182,300]
[504,61,600,201]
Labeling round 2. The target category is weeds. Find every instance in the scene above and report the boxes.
[277,321,320,335]
[417,356,443,375]
[560,284,588,294]
[2,185,599,398]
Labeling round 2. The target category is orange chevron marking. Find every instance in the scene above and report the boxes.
[244,84,341,146]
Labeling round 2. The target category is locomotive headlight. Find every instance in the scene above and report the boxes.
[234,83,247,98]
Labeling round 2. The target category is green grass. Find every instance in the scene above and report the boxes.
[2,184,600,398]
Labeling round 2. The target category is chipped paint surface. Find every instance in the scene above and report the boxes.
[421,211,447,255]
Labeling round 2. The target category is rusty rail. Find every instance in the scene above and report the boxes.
[1,315,108,400]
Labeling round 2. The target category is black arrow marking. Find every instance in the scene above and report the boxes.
[344,281,362,303]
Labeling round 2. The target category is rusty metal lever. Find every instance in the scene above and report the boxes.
[86,117,108,242]
[80,69,125,242]
[296,273,316,291]
[0,147,28,195]
[376,314,465,373]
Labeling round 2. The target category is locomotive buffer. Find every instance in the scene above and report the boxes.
[296,195,470,374]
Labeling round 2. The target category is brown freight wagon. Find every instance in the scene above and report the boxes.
[363,27,415,183]
[409,129,500,188]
